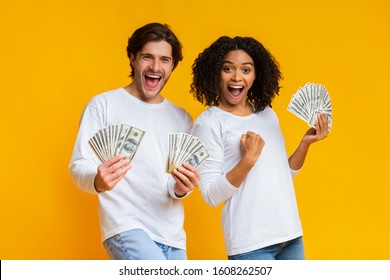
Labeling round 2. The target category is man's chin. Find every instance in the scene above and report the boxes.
[141,88,164,102]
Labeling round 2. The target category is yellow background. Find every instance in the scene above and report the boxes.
[1,0,389,260]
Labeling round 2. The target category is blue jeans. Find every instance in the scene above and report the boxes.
[102,228,187,260]
[228,236,305,260]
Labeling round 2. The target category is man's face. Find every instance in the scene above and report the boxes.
[130,40,174,103]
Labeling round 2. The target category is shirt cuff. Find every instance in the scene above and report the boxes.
[223,174,240,191]
[290,167,301,178]
[167,176,192,200]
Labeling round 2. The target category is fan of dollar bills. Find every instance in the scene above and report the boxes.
[166,133,209,173]
[287,82,332,131]
[88,124,145,162]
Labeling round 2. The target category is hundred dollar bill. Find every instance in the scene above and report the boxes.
[88,137,106,162]
[114,124,131,156]
[117,126,145,161]
[166,133,209,173]
[88,124,145,163]
[287,82,332,131]
[184,146,209,168]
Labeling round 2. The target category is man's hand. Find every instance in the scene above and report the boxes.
[172,162,200,197]
[94,154,131,193]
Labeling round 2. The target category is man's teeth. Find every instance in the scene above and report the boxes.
[146,75,161,79]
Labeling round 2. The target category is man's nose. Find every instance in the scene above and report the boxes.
[149,59,161,71]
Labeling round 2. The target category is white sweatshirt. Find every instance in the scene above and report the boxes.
[69,88,192,249]
[191,106,302,256]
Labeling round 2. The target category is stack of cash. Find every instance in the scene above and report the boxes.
[287,82,332,131]
[88,124,145,162]
[166,133,209,173]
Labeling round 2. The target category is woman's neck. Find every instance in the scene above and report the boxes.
[217,100,253,116]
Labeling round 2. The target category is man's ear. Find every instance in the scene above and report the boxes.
[129,53,135,66]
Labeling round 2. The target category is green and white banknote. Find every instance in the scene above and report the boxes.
[288,82,332,131]
[88,124,145,162]
[166,133,209,173]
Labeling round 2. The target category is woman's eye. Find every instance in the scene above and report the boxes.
[223,66,232,72]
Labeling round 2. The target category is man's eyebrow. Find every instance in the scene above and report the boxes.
[140,52,172,60]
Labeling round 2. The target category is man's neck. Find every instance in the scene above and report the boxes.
[124,83,164,104]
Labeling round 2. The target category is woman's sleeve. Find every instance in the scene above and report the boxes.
[191,118,238,208]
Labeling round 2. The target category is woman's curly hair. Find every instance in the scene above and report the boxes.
[190,36,282,113]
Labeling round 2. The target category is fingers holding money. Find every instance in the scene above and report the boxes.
[287,83,332,131]
[181,162,201,183]
[172,162,200,197]
[94,154,131,193]
[315,112,329,139]
[301,112,329,145]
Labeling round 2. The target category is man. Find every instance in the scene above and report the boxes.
[69,23,199,260]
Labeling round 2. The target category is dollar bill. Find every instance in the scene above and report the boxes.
[166,133,209,173]
[184,146,209,168]
[118,126,145,161]
[287,82,332,131]
[88,124,145,162]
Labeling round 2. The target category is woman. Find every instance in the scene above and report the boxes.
[190,36,329,260]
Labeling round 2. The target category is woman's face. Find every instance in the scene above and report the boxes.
[218,49,256,109]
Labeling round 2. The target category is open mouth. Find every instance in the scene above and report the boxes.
[228,85,244,97]
[144,74,162,88]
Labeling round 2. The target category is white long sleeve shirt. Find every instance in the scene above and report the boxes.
[69,88,192,249]
[191,106,302,256]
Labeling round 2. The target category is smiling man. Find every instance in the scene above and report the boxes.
[69,23,200,260]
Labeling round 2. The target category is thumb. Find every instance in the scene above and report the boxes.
[241,134,247,145]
